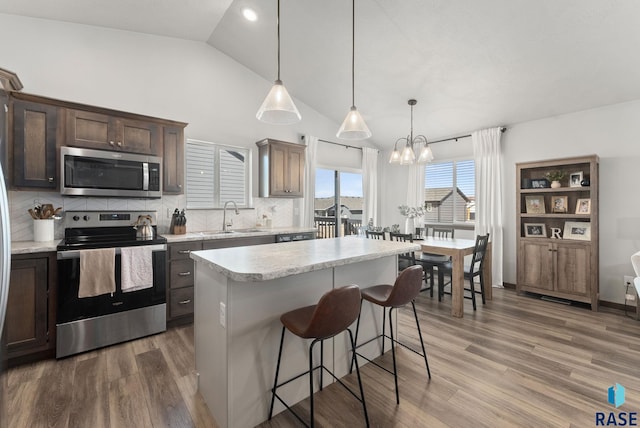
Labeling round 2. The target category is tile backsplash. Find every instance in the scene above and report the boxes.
[9,191,295,242]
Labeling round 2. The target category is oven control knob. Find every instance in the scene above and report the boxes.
[73,215,80,221]
[83,215,91,221]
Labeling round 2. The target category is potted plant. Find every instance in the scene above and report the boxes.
[544,170,565,188]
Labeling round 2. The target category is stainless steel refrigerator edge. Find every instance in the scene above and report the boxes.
[0,89,11,428]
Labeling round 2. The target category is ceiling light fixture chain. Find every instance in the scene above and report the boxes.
[389,99,434,165]
[336,0,371,140]
[256,0,302,125]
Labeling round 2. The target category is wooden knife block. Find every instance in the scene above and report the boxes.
[169,214,186,235]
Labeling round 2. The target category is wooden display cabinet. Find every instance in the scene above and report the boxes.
[516,155,599,310]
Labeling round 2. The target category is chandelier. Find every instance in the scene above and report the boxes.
[389,99,433,165]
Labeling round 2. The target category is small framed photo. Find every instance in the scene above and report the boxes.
[564,221,591,241]
[525,195,546,214]
[524,223,547,237]
[575,198,591,215]
[569,171,583,187]
[551,195,569,213]
[530,178,550,189]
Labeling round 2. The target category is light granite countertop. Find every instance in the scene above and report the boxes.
[11,240,60,254]
[11,227,317,253]
[190,236,420,282]
[163,227,317,243]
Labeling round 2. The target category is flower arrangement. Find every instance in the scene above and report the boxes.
[544,170,565,182]
[398,205,425,219]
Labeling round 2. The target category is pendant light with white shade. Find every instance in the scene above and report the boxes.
[389,99,434,165]
[256,0,301,125]
[336,0,371,140]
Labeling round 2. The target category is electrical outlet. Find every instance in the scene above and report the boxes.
[625,293,636,301]
[219,302,226,328]
[624,275,634,289]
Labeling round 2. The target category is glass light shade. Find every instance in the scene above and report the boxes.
[389,148,401,163]
[399,142,416,165]
[417,144,434,163]
[336,106,372,140]
[256,80,302,125]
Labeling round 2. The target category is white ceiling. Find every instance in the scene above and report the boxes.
[2,0,640,149]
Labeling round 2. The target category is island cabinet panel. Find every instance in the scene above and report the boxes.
[162,125,185,194]
[66,109,161,155]
[11,99,59,189]
[256,138,305,197]
[516,155,598,309]
[6,253,57,366]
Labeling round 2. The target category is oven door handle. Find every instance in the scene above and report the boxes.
[57,244,167,259]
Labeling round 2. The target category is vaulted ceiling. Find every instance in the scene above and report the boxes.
[2,0,640,148]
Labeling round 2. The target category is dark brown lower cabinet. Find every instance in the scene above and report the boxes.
[6,253,57,366]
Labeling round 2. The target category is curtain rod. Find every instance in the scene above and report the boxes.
[300,135,363,151]
[429,127,506,145]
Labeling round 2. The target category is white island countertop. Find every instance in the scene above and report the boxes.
[190,236,419,282]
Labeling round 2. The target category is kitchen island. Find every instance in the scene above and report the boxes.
[191,236,420,428]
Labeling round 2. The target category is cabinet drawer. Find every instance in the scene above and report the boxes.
[170,259,194,289]
[171,287,194,318]
[169,241,202,260]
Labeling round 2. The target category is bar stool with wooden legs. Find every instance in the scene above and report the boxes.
[350,265,431,404]
[268,284,369,427]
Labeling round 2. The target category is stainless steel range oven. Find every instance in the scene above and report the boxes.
[56,210,166,358]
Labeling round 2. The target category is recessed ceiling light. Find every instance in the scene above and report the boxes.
[242,8,258,22]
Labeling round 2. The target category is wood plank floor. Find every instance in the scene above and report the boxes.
[7,288,640,427]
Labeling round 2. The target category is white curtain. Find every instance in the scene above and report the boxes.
[406,163,425,208]
[362,147,378,227]
[300,135,318,227]
[472,127,504,287]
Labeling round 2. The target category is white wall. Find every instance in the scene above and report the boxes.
[0,13,347,237]
[503,100,640,304]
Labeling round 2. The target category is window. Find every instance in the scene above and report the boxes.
[314,168,363,238]
[424,159,475,224]
[185,139,251,209]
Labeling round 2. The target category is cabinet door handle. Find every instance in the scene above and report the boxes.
[177,271,191,276]
[178,299,192,305]
[177,250,191,254]
[109,141,115,146]
[178,184,182,188]
[48,177,54,183]
[117,141,123,147]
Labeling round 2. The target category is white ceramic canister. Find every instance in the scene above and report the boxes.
[33,219,54,242]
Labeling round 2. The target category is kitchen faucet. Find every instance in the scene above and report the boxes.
[222,200,239,232]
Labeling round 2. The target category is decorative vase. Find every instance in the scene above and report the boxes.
[405,218,412,234]
[550,180,561,189]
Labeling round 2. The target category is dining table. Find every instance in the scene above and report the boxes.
[420,237,492,317]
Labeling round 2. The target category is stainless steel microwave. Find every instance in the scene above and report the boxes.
[60,146,162,198]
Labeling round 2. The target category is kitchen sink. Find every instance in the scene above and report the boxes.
[201,228,264,236]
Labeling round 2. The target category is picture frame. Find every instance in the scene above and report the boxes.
[525,195,546,214]
[563,221,591,241]
[530,178,550,189]
[551,195,569,213]
[524,223,547,237]
[575,198,591,215]
[569,171,583,187]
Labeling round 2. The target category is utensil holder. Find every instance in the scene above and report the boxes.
[34,219,54,242]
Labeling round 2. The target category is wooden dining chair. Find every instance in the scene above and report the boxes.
[365,230,386,240]
[439,233,490,310]
[419,227,454,299]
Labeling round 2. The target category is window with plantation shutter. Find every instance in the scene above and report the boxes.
[424,159,475,224]
[185,139,251,209]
